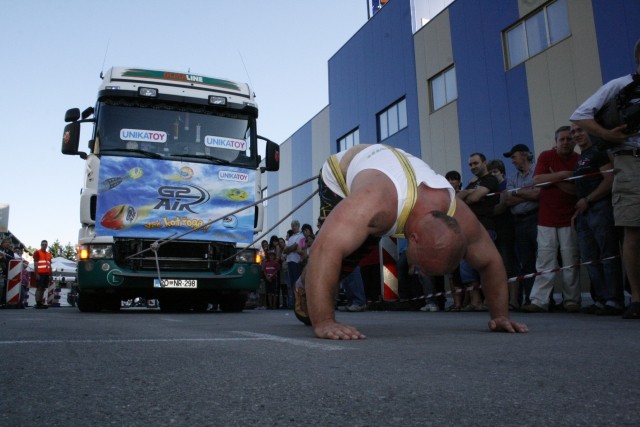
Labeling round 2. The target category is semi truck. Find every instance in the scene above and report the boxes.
[61,67,279,312]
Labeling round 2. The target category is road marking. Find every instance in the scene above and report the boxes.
[0,338,256,345]
[0,332,351,350]
[233,331,351,351]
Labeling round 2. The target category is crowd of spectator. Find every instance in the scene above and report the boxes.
[257,38,640,318]
[255,121,630,316]
[410,120,633,315]
[253,219,318,310]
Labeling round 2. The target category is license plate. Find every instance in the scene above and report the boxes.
[153,279,198,289]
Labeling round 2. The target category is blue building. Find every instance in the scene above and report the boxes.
[265,0,640,238]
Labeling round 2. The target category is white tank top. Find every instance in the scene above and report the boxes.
[321,145,454,236]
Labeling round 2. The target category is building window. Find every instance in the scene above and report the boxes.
[377,98,407,141]
[338,128,359,151]
[429,66,457,111]
[503,0,570,69]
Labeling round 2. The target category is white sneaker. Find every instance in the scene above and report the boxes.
[345,304,366,312]
[420,303,439,312]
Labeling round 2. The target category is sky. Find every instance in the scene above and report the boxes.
[1,0,367,249]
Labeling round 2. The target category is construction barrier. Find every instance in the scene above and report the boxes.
[46,281,55,306]
[50,287,61,307]
[6,259,23,306]
[379,237,399,301]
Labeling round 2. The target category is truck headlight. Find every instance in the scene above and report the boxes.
[78,244,113,260]
[235,248,257,264]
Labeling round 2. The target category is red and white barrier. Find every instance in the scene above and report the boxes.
[379,237,399,301]
[50,287,61,307]
[6,259,23,306]
[46,281,56,306]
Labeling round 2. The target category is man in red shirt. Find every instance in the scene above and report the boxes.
[522,126,581,313]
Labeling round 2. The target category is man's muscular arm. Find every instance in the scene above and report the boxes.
[306,171,396,339]
[455,203,528,333]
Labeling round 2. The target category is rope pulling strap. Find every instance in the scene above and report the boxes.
[485,169,614,197]
[122,159,616,288]
[125,174,319,263]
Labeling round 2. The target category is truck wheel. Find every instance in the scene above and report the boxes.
[77,293,100,312]
[218,294,246,312]
[105,296,122,312]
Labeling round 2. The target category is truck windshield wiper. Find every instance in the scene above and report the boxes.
[169,153,230,165]
[101,148,163,159]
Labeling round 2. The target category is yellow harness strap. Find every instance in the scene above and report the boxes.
[447,196,457,217]
[327,146,455,238]
[327,154,349,196]
[385,146,417,238]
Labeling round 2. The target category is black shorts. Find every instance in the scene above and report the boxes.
[265,277,278,294]
[36,275,50,289]
[318,171,380,281]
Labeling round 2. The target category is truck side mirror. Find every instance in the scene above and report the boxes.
[61,122,86,159]
[264,140,280,172]
[65,108,81,123]
[81,107,94,120]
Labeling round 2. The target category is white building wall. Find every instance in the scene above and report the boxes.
[524,0,602,152]
[414,8,463,176]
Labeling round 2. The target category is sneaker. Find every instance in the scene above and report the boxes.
[581,303,603,314]
[345,304,366,312]
[596,305,624,316]
[622,302,640,319]
[420,303,439,312]
[521,303,547,313]
[564,302,581,313]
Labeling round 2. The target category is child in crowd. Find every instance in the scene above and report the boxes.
[262,250,280,309]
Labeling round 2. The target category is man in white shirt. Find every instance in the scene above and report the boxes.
[570,39,640,319]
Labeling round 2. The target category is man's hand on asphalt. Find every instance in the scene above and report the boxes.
[313,320,367,340]
[488,316,529,333]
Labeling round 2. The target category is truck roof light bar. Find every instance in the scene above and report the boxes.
[209,95,227,106]
[138,87,158,98]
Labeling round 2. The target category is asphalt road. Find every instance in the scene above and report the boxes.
[1,305,638,426]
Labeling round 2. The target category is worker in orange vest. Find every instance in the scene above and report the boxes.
[33,240,52,309]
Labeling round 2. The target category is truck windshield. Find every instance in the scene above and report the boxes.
[94,99,257,167]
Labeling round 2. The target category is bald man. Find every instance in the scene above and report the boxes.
[296,144,527,339]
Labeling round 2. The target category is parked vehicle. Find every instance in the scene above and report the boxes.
[61,67,279,313]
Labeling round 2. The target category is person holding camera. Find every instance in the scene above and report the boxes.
[570,40,640,319]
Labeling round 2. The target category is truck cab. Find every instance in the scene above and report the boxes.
[61,67,279,312]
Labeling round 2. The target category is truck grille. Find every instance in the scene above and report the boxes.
[113,239,236,272]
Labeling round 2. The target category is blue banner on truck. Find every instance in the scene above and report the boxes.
[95,157,256,243]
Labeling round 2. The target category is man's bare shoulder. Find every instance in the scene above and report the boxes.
[350,169,396,194]
[345,170,397,234]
